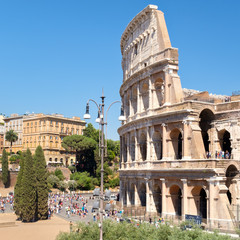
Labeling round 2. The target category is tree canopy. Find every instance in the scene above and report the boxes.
[5,130,18,154]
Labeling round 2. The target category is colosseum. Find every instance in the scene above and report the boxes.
[118,5,240,230]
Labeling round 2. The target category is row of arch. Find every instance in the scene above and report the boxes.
[122,164,238,218]
[123,182,207,218]
[122,109,232,162]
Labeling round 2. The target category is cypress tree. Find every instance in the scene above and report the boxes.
[34,146,48,220]
[2,148,9,187]
[14,153,25,218]
[21,149,36,222]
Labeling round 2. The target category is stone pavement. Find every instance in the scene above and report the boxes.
[0,213,69,240]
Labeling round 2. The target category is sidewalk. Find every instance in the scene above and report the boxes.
[0,213,69,240]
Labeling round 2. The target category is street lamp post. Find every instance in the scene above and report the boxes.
[84,91,125,240]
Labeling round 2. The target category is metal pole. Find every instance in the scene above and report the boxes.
[100,93,105,240]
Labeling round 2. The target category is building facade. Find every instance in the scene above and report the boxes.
[4,114,23,154]
[0,115,4,155]
[118,5,240,230]
[4,113,86,166]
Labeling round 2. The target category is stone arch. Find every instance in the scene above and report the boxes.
[138,182,146,206]
[225,164,239,205]
[152,131,162,160]
[130,183,135,205]
[141,82,149,110]
[132,85,138,114]
[130,135,135,161]
[199,109,215,152]
[153,78,164,107]
[169,184,182,216]
[153,184,162,214]
[218,129,232,156]
[139,132,147,161]
[191,186,207,219]
[170,128,182,159]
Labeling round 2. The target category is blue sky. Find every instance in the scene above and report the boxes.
[0,0,239,140]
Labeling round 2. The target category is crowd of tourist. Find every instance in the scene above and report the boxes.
[206,150,231,159]
[48,193,90,219]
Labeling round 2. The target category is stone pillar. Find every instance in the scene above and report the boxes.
[148,77,153,110]
[162,123,168,159]
[163,69,172,105]
[129,87,133,117]
[127,133,130,163]
[126,181,131,207]
[160,178,167,217]
[135,129,139,161]
[208,179,216,226]
[146,127,151,161]
[120,136,123,167]
[183,121,191,159]
[137,82,140,113]
[119,179,124,207]
[181,179,188,219]
[135,181,140,206]
[146,178,154,214]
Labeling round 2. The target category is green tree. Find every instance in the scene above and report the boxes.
[1,148,9,187]
[83,123,100,143]
[70,172,95,190]
[34,146,48,220]
[96,162,113,189]
[14,153,25,218]
[54,168,65,181]
[68,180,78,191]
[58,181,67,192]
[62,135,97,175]
[21,149,36,222]
[47,174,60,188]
[5,130,18,155]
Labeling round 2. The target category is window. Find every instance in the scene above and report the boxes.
[49,158,52,162]
[60,158,63,163]
[61,127,64,133]
[35,122,37,125]
[56,136,58,140]
[50,136,53,140]
[71,128,74,135]
[56,121,58,126]
[76,129,79,135]
[55,158,58,162]
[61,136,63,140]
[50,120,53,125]
[134,44,138,55]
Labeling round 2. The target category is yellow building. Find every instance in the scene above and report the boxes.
[4,113,86,166]
[22,113,86,166]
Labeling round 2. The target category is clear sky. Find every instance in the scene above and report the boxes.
[0,0,239,140]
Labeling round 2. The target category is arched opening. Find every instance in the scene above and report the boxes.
[219,130,232,156]
[153,78,164,108]
[170,185,182,216]
[130,136,135,161]
[130,183,135,205]
[153,184,162,214]
[123,183,127,206]
[132,86,137,115]
[199,109,215,152]
[141,82,149,110]
[170,129,182,159]
[139,183,146,207]
[227,190,232,205]
[226,165,239,206]
[139,133,147,161]
[200,188,207,219]
[152,131,162,160]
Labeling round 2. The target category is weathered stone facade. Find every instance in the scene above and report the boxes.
[118,5,240,230]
